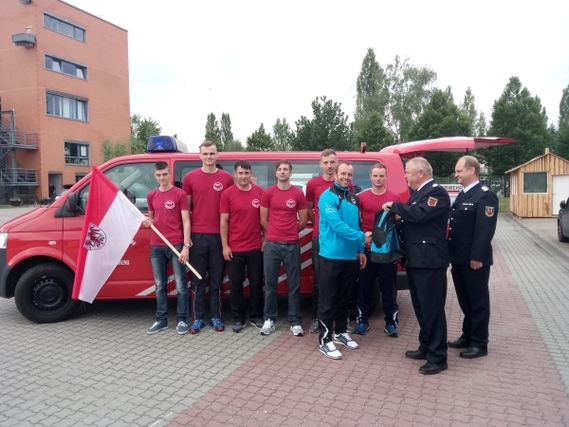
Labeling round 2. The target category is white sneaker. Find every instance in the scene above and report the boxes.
[334,332,359,349]
[319,341,342,360]
[290,325,304,336]
[260,319,275,336]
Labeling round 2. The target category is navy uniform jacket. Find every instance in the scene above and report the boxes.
[390,181,450,269]
[448,183,498,266]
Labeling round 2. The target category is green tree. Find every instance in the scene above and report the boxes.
[292,96,353,151]
[205,113,222,150]
[459,87,477,136]
[475,111,487,136]
[485,77,551,174]
[352,111,394,152]
[384,56,437,143]
[272,118,293,151]
[556,85,569,160]
[101,139,129,162]
[246,124,274,151]
[225,139,245,151]
[355,48,388,121]
[408,87,471,176]
[220,113,234,149]
[130,114,162,154]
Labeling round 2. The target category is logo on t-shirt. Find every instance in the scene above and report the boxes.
[252,199,261,208]
[165,200,175,209]
[213,182,224,192]
[286,199,297,209]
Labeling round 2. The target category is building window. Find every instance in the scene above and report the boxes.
[65,141,90,165]
[46,91,88,121]
[523,172,547,193]
[44,13,85,42]
[45,55,87,79]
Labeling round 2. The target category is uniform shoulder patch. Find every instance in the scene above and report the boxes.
[427,197,438,207]
[485,206,495,217]
[482,186,489,192]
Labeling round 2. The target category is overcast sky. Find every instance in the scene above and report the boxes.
[67,0,569,151]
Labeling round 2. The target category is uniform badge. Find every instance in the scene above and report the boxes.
[485,206,495,217]
[427,197,438,207]
[482,186,489,192]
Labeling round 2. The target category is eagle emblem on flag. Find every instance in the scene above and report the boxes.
[84,223,107,251]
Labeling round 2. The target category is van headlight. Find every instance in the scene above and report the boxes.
[0,233,8,249]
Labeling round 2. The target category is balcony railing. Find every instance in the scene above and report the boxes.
[0,168,39,185]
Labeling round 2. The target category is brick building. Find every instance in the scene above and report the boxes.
[0,0,130,202]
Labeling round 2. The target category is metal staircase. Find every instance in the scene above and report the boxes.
[0,110,38,202]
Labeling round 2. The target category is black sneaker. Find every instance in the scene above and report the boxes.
[232,320,246,333]
[250,317,264,329]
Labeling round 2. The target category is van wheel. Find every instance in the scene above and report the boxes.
[558,221,569,242]
[14,264,79,323]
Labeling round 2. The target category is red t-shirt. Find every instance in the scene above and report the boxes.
[306,176,353,237]
[182,168,234,233]
[219,184,264,252]
[358,188,402,232]
[261,185,307,241]
[147,186,189,246]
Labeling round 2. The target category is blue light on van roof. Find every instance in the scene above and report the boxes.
[147,135,179,152]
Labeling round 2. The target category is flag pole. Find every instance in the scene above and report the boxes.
[150,224,202,280]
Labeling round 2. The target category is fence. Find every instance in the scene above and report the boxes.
[435,175,510,198]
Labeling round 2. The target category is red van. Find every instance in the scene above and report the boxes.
[0,137,516,323]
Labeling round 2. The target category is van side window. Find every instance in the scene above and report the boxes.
[77,162,158,213]
[174,161,273,189]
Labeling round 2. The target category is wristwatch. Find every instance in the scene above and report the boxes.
[184,243,191,248]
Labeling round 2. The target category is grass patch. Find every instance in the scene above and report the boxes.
[499,197,510,213]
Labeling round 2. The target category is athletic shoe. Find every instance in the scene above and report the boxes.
[309,318,319,333]
[319,342,342,360]
[260,319,275,336]
[385,324,399,337]
[334,332,359,349]
[210,318,225,332]
[190,319,205,334]
[290,325,304,336]
[250,317,264,329]
[232,320,246,333]
[176,321,189,335]
[147,320,167,335]
[354,322,370,335]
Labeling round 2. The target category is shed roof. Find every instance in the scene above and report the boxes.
[505,149,569,174]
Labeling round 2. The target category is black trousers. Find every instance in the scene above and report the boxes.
[357,251,399,325]
[190,233,225,320]
[451,264,490,349]
[311,236,320,317]
[227,249,264,322]
[317,256,359,345]
[407,267,448,364]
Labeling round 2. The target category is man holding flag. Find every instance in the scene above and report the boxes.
[144,161,191,335]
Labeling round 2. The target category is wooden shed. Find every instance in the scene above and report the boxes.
[506,148,569,217]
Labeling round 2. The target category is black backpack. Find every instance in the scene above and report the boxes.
[370,210,406,264]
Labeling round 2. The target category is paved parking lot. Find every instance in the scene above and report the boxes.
[1,208,569,426]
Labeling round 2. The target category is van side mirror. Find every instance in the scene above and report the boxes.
[66,192,77,212]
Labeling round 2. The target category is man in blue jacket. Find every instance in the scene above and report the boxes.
[317,161,372,360]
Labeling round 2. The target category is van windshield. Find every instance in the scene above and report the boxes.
[78,162,158,213]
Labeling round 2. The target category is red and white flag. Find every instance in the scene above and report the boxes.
[72,167,145,303]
